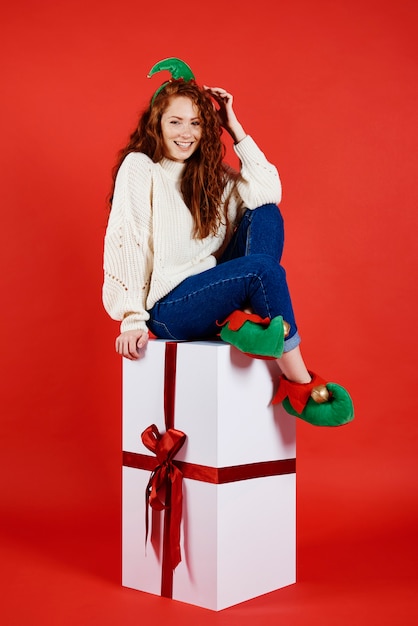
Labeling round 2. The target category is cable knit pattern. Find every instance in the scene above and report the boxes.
[103,135,282,332]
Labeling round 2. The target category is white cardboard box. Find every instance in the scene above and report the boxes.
[122,339,296,611]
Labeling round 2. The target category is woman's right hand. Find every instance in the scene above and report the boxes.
[115,329,149,360]
[204,86,246,144]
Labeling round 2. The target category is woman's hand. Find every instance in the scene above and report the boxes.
[115,329,149,360]
[204,86,247,144]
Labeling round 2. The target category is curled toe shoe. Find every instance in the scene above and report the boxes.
[272,371,354,427]
[218,310,289,359]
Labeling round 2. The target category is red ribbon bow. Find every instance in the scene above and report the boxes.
[141,423,186,571]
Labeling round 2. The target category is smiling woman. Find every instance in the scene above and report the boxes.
[102,57,354,427]
[160,97,202,162]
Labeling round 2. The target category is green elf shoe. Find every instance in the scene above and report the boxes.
[273,371,354,427]
[218,310,289,359]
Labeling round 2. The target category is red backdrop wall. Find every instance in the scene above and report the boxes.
[1,0,417,623]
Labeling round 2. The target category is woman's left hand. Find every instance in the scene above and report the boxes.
[115,329,149,360]
[204,86,246,143]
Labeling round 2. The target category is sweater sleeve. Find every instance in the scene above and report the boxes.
[232,135,282,208]
[102,152,154,333]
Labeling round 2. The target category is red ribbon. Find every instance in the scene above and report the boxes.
[140,342,186,597]
[141,424,186,572]
[124,451,296,484]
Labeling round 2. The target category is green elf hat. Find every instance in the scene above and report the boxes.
[147,57,196,104]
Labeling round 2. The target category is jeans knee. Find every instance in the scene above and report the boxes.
[251,203,283,227]
[248,253,285,279]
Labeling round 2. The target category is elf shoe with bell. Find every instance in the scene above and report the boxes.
[272,371,354,427]
[218,310,290,359]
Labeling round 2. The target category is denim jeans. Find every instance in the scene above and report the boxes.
[147,204,301,352]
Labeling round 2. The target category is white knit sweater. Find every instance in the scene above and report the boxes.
[102,135,282,332]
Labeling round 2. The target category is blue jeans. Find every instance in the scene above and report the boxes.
[147,204,301,352]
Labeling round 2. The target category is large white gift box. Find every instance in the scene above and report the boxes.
[122,339,296,611]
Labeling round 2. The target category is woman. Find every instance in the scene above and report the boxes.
[103,59,354,427]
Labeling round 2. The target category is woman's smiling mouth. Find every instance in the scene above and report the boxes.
[174,141,194,148]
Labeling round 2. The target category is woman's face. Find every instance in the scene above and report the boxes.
[160,96,202,162]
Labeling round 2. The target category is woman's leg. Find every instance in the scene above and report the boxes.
[220,205,301,354]
[220,205,311,381]
[148,253,299,349]
[276,346,311,383]
[219,204,285,263]
[148,207,354,425]
[149,203,306,365]
[233,212,354,424]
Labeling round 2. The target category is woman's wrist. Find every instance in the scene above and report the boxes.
[229,122,247,144]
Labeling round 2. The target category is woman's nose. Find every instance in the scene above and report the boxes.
[180,123,192,136]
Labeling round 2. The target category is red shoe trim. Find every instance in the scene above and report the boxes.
[217,310,270,331]
[272,371,328,413]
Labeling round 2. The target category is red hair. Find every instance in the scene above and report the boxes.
[109,80,231,239]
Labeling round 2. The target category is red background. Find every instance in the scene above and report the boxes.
[1,0,417,623]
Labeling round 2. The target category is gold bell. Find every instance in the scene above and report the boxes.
[283,320,291,337]
[310,385,330,404]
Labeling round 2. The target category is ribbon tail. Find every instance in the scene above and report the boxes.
[145,485,150,554]
[161,480,173,598]
[144,472,161,552]
[169,468,183,570]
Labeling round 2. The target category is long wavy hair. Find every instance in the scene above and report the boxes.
[109,80,230,239]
